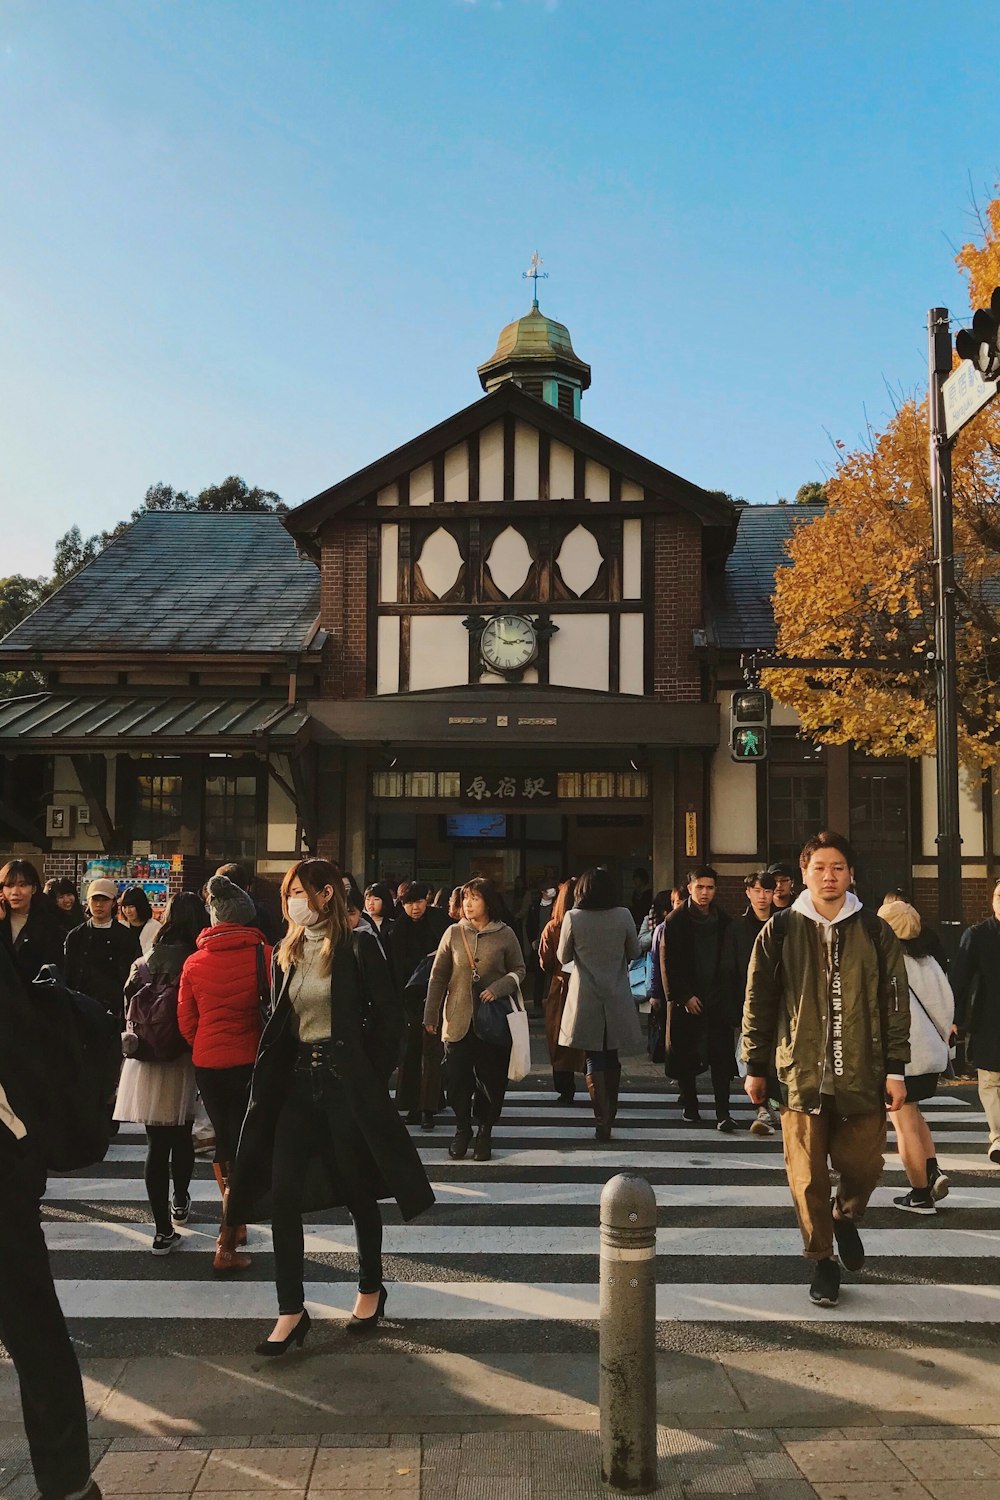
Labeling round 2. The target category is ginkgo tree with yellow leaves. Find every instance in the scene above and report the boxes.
[764,195,1000,773]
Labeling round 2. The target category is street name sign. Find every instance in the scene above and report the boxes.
[943,360,998,439]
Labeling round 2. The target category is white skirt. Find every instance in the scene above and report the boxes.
[114,1054,197,1128]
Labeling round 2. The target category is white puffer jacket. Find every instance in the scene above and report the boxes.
[904,954,954,1077]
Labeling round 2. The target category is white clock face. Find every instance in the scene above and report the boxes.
[480,614,537,672]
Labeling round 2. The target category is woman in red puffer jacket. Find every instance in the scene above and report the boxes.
[177,875,272,1274]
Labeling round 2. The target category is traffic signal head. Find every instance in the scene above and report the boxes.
[955,287,1000,382]
[730,689,770,762]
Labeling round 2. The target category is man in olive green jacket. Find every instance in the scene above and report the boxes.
[743,832,910,1309]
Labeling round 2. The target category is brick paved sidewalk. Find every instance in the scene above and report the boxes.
[5,1423,1000,1499]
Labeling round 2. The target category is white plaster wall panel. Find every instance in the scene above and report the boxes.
[51,755,103,850]
[416,527,463,598]
[267,756,298,851]
[376,483,398,508]
[409,461,434,507]
[556,524,603,596]
[486,526,532,597]
[960,767,985,858]
[622,519,643,598]
[771,701,802,728]
[920,757,936,858]
[710,751,759,855]
[376,616,401,695]
[379,525,399,603]
[479,422,504,501]
[619,613,644,695]
[514,422,539,498]
[621,478,644,502]
[585,458,610,502]
[711,691,758,854]
[444,443,469,503]
[549,440,575,498]
[549,613,610,691]
[409,615,470,690]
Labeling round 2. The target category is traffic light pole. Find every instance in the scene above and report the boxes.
[928,307,964,953]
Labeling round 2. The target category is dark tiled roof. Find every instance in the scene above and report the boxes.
[0,513,320,655]
[708,502,825,650]
[0,692,309,748]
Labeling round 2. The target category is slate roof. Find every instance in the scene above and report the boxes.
[0,513,320,656]
[707,501,825,651]
[0,693,310,749]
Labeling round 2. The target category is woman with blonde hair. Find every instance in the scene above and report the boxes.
[226,858,433,1356]
[538,878,585,1103]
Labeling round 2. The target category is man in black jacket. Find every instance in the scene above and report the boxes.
[661,866,735,1130]
[0,944,102,1500]
[63,878,140,1023]
[952,878,1000,1166]
[718,872,778,1136]
[388,884,452,1128]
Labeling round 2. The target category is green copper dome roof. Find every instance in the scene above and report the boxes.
[478,303,591,392]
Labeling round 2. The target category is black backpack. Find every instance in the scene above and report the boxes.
[30,965,122,1172]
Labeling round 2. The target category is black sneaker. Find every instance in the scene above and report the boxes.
[929,1166,950,1201]
[420,1112,435,1132]
[832,1211,865,1272]
[681,1110,702,1124]
[989,1143,1000,1166]
[716,1117,738,1134]
[472,1126,493,1162]
[809,1258,840,1307]
[151,1231,181,1257]
[893,1189,936,1215]
[448,1127,472,1160]
[171,1191,192,1224]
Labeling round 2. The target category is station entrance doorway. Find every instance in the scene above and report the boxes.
[370,809,652,907]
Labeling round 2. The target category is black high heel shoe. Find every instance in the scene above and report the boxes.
[346,1284,388,1334]
[254,1308,311,1356]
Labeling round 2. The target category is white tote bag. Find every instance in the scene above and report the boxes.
[505,977,531,1082]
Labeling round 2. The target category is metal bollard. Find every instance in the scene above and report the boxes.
[599,1172,657,1492]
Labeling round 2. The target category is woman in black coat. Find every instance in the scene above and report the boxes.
[0,859,67,992]
[226,857,434,1356]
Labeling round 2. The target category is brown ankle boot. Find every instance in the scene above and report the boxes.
[213,1222,251,1276]
[585,1072,613,1141]
[607,1064,622,1124]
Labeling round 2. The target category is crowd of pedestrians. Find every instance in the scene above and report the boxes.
[1,840,999,1498]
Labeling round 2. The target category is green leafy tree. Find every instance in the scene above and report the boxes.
[0,574,49,698]
[795,480,828,505]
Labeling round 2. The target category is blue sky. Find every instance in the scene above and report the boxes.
[1,0,996,577]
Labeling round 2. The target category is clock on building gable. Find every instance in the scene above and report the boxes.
[480,613,537,673]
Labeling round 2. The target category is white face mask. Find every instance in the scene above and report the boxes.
[287,896,321,928]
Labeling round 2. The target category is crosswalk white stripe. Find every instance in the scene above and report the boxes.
[41,1221,1000,1257]
[99,1128,993,1166]
[49,1277,1000,1323]
[44,1178,1000,1207]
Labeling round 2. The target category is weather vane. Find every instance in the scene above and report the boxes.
[523,251,548,309]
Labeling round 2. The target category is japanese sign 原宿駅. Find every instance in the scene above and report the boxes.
[461,773,558,804]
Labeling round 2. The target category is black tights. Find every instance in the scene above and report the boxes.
[144,1123,195,1235]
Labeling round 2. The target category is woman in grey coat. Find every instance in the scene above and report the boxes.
[557,867,643,1141]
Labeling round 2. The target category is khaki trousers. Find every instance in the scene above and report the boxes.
[977,1071,1000,1147]
[781,1100,886,1261]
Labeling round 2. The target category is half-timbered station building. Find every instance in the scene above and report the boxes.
[0,298,996,918]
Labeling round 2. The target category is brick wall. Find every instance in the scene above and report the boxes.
[319,519,369,699]
[652,512,702,700]
[913,877,996,928]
